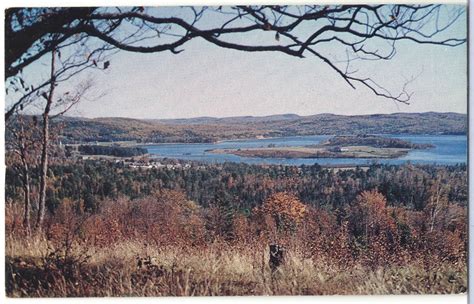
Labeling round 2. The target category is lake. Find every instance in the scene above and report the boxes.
[144,134,467,166]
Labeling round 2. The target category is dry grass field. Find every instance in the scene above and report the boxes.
[6,237,466,297]
[5,190,467,297]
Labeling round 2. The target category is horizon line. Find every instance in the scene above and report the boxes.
[60,110,468,121]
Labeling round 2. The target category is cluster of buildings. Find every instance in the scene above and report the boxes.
[123,159,192,170]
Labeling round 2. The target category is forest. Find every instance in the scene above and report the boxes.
[5,159,468,296]
[76,145,148,157]
[320,135,435,149]
[6,161,467,212]
[56,112,467,144]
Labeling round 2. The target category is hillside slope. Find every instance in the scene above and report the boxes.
[55,112,467,143]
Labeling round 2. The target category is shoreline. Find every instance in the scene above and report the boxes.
[208,148,409,160]
[68,133,466,147]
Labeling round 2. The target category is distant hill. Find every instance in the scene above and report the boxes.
[152,113,302,125]
[55,112,467,144]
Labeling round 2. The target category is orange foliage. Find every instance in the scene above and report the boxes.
[232,213,253,244]
[254,192,306,231]
[4,185,466,275]
[78,190,207,247]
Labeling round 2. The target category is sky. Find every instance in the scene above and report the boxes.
[7,5,468,119]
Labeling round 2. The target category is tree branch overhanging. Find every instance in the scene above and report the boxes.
[5,4,467,116]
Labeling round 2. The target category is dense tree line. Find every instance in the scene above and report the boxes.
[56,112,467,145]
[5,160,467,215]
[5,159,467,296]
[77,145,148,157]
[323,135,434,149]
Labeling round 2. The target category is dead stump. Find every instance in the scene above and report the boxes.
[269,244,285,272]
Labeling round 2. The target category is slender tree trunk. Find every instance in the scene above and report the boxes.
[18,125,31,234]
[35,49,56,231]
[21,161,31,233]
[428,184,441,233]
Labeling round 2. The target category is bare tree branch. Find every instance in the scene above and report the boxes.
[5,5,467,116]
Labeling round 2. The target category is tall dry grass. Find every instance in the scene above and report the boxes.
[5,190,467,297]
[5,236,466,297]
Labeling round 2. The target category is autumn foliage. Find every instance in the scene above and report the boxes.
[5,167,467,296]
[253,192,306,235]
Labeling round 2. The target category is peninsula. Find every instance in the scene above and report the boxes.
[208,135,434,159]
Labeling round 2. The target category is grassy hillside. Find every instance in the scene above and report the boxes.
[55,112,467,143]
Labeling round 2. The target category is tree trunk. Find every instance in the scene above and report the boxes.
[428,183,442,233]
[18,125,31,234]
[35,49,56,231]
[21,162,31,233]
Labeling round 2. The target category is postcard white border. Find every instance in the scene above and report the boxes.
[0,1,469,304]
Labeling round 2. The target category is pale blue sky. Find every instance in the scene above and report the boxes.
[8,5,468,119]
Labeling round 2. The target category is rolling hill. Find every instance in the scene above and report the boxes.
[55,112,467,144]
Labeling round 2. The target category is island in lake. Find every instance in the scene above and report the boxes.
[208,135,435,159]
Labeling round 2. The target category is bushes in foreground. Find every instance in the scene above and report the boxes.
[5,241,467,297]
[5,188,467,296]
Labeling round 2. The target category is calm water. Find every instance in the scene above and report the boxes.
[144,135,467,166]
